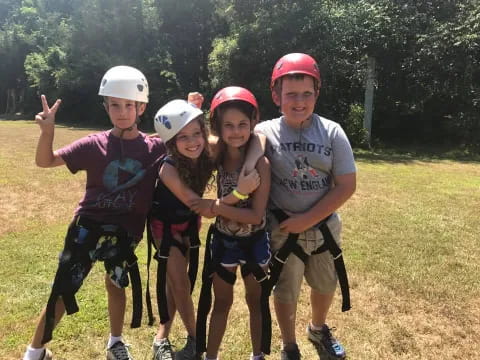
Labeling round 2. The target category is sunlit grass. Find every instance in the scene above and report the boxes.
[1,120,479,359]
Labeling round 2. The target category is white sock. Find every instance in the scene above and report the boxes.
[310,322,324,331]
[250,354,264,360]
[153,337,168,345]
[23,345,45,360]
[107,334,123,349]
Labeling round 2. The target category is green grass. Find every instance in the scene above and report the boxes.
[1,120,479,359]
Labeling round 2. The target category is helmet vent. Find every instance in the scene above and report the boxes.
[137,84,144,92]
[156,115,171,129]
[102,79,107,87]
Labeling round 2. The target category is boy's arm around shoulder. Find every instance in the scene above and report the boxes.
[213,156,270,225]
[243,132,266,174]
[35,95,65,168]
[208,134,220,162]
[206,133,262,204]
[279,171,356,234]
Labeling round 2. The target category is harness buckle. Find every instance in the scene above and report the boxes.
[274,252,287,264]
[257,274,268,282]
[333,251,342,260]
[126,259,138,267]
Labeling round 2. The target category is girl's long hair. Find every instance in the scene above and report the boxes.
[165,116,215,195]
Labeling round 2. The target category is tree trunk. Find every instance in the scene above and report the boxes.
[5,88,16,114]
[364,56,375,146]
[5,89,10,114]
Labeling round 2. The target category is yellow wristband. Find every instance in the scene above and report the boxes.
[232,188,249,200]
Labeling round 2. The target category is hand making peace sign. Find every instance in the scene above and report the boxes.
[35,94,62,131]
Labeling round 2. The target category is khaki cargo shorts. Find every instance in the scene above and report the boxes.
[268,212,343,303]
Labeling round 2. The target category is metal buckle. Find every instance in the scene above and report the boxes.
[274,253,287,264]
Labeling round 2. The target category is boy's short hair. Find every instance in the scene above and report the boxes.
[272,74,320,97]
[103,96,146,105]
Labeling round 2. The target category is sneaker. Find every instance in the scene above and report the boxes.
[307,324,346,359]
[152,338,174,360]
[107,341,134,360]
[280,344,301,360]
[175,335,200,360]
[40,348,53,360]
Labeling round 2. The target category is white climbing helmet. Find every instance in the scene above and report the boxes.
[98,65,149,103]
[154,99,203,142]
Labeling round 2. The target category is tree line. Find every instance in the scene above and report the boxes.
[1,0,479,149]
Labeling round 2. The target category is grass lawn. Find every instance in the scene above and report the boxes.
[1,120,479,359]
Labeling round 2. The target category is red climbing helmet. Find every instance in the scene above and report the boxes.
[210,86,259,115]
[209,86,259,135]
[270,53,321,89]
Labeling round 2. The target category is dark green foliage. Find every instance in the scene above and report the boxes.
[344,104,370,149]
[0,0,478,149]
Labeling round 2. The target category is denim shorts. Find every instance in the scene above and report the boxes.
[210,230,271,267]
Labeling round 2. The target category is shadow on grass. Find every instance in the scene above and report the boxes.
[0,113,27,121]
[309,340,338,360]
[354,146,480,164]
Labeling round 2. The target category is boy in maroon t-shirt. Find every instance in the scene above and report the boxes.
[23,66,165,360]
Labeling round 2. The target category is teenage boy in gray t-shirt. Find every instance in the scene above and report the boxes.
[255,53,356,360]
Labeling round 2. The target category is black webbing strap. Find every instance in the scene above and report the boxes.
[146,218,155,325]
[211,228,238,286]
[196,224,215,354]
[156,223,172,324]
[241,263,271,355]
[145,215,201,326]
[239,231,272,355]
[266,209,300,295]
[43,259,79,344]
[42,216,142,344]
[317,222,351,312]
[215,263,237,285]
[128,261,143,328]
[197,228,271,354]
[260,280,272,354]
[270,209,351,312]
[187,217,200,293]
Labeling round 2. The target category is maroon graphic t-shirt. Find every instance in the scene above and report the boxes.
[57,130,165,237]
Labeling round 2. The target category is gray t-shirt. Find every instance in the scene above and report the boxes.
[255,114,356,216]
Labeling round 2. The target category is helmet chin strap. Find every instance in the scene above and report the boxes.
[117,104,141,162]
